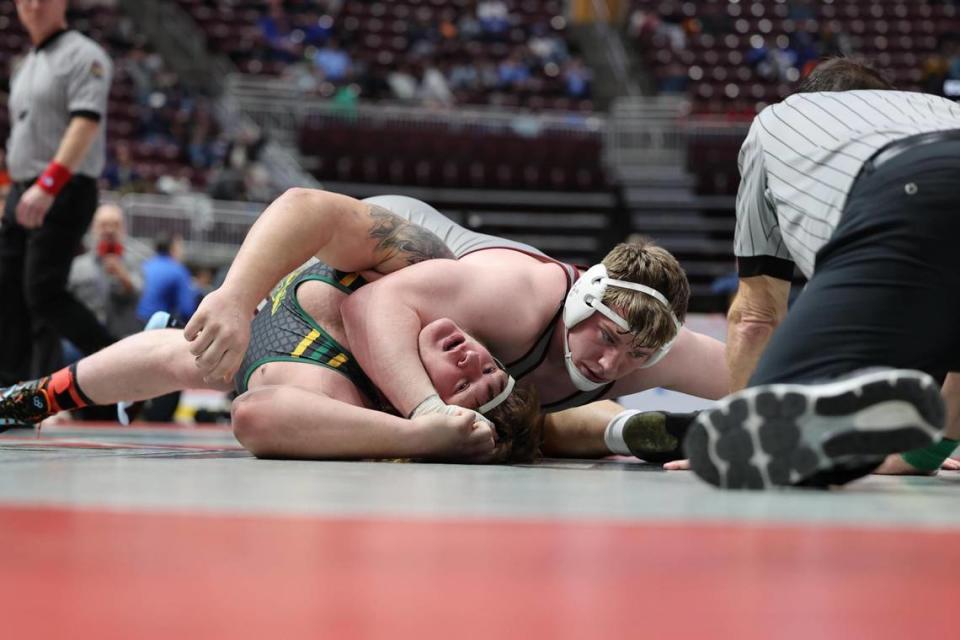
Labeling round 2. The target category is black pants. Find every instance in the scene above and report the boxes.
[0,178,114,384]
[751,137,960,386]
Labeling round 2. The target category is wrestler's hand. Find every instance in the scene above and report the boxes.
[409,393,495,431]
[663,459,690,471]
[411,410,497,462]
[184,286,253,383]
[872,453,960,476]
[15,185,55,229]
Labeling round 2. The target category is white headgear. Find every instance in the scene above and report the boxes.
[478,374,515,414]
[562,264,682,390]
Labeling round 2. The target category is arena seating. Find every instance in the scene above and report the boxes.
[627,1,960,196]
[298,117,608,191]
[172,0,595,113]
[628,0,960,116]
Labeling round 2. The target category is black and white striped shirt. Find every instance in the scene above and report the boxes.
[6,29,112,181]
[734,90,960,279]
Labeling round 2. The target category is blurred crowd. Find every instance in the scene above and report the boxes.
[245,0,593,108]
[96,13,272,202]
[628,0,960,104]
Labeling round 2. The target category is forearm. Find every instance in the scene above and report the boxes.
[52,117,101,171]
[541,400,623,458]
[659,330,730,399]
[726,318,777,391]
[218,188,352,310]
[725,276,791,391]
[342,293,438,417]
[232,386,423,460]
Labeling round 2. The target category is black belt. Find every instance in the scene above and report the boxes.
[865,129,960,172]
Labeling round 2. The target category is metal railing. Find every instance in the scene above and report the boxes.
[111,192,263,266]
[585,0,640,97]
[604,94,753,167]
[225,74,607,139]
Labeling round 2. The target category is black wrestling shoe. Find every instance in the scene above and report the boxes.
[621,410,698,463]
[0,378,54,431]
[684,369,944,490]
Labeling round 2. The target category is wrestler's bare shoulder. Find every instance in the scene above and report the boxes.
[461,249,568,295]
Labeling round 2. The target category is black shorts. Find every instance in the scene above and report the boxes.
[751,137,960,385]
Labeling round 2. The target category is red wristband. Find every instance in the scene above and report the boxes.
[35,161,72,196]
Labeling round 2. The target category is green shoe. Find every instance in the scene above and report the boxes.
[621,411,698,463]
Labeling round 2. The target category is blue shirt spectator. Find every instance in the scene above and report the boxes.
[137,234,199,323]
[313,41,351,82]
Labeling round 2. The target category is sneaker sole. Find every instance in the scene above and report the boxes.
[685,369,944,489]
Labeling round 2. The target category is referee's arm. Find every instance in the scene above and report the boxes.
[727,121,793,391]
[51,114,102,172]
[727,273,790,391]
[15,114,102,229]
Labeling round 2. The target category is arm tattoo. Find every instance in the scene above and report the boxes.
[367,204,455,264]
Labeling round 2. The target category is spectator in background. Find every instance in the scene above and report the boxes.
[449,61,480,92]
[101,141,144,193]
[136,232,201,423]
[312,38,351,83]
[477,0,511,40]
[296,8,334,48]
[562,57,592,99]
[420,64,454,107]
[68,203,143,340]
[66,203,143,423]
[258,0,302,64]
[498,50,531,90]
[529,22,568,65]
[387,63,420,101]
[184,99,217,171]
[137,233,198,325]
[208,126,266,202]
[457,12,483,40]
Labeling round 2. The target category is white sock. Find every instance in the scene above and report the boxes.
[603,410,643,456]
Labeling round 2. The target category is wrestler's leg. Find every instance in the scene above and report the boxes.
[1,329,230,426]
[542,401,622,458]
[77,329,233,401]
[541,400,697,462]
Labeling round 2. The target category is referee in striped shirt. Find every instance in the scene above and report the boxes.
[685,58,960,489]
[1,0,114,384]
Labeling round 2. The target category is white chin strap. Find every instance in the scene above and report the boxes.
[478,373,516,414]
[563,329,608,392]
[562,264,683,390]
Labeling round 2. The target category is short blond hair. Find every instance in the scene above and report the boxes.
[600,238,689,351]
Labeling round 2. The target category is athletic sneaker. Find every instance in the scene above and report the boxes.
[684,369,945,489]
[0,378,54,431]
[621,410,698,463]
